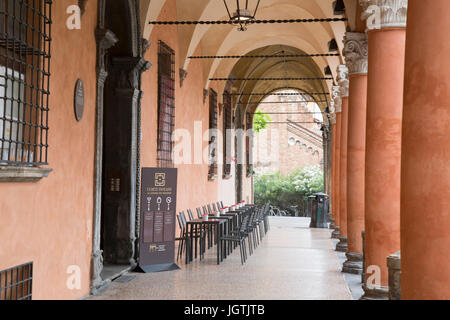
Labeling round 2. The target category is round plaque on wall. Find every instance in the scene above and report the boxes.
[74,79,85,122]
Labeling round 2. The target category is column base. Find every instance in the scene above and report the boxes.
[387,251,401,300]
[335,236,348,252]
[331,226,341,239]
[342,252,363,274]
[360,284,389,300]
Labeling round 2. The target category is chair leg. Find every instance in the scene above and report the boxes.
[248,234,253,255]
[239,240,245,265]
[243,239,248,262]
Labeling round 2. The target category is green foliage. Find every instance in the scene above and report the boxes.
[254,165,324,211]
[253,110,272,133]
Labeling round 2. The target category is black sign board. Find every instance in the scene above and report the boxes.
[136,168,180,273]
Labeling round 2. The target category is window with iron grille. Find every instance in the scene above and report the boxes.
[0,0,52,166]
[208,89,218,180]
[0,262,33,300]
[246,112,253,177]
[157,41,175,168]
[222,91,232,178]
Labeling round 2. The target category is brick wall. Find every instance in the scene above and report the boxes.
[254,95,324,176]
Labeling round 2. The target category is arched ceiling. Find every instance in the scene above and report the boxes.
[138,0,362,115]
[226,45,330,114]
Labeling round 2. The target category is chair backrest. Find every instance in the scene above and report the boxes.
[207,204,213,214]
[202,206,209,215]
[212,203,217,212]
[187,209,194,221]
[240,216,249,234]
[177,212,186,229]
[180,211,188,226]
[217,202,222,209]
[220,201,224,208]
[196,208,203,219]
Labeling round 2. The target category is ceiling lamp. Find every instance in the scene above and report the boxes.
[223,0,261,31]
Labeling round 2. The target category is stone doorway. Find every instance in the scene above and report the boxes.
[91,0,150,293]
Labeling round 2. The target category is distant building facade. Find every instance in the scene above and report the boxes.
[253,94,324,176]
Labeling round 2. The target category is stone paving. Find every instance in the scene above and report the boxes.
[90,217,353,300]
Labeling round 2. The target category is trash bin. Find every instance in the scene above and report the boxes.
[309,193,329,228]
[306,195,316,218]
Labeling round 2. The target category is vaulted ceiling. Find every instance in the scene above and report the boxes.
[139,0,362,113]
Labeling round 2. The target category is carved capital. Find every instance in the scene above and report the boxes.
[336,65,349,98]
[95,28,118,51]
[360,0,408,31]
[329,100,336,115]
[330,112,336,124]
[343,32,368,75]
[111,57,151,90]
[332,85,342,113]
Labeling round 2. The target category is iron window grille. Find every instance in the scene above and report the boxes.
[0,0,52,166]
[208,89,218,180]
[246,112,253,177]
[157,41,175,168]
[0,262,33,300]
[222,91,232,178]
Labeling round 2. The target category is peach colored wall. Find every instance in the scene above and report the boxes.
[0,1,98,299]
[141,0,219,216]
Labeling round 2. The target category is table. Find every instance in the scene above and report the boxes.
[208,215,234,257]
[185,219,226,265]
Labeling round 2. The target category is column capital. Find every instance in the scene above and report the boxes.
[337,65,349,98]
[343,32,368,75]
[359,0,408,31]
[329,100,337,123]
[332,85,342,113]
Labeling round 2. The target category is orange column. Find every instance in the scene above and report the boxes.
[342,32,368,274]
[330,121,337,229]
[360,0,407,299]
[336,66,349,252]
[331,86,341,239]
[401,0,450,300]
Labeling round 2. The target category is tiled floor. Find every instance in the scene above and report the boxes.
[90,217,353,300]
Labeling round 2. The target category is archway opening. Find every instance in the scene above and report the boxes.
[252,89,325,216]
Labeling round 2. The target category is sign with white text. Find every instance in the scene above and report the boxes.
[137,168,179,273]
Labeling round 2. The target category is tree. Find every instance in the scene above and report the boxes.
[253,110,272,133]
[254,165,324,214]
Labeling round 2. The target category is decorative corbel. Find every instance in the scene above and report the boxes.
[179,69,188,88]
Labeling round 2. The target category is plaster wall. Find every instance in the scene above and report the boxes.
[0,0,98,300]
[141,0,220,217]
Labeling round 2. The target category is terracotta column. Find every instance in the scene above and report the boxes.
[329,119,337,229]
[401,0,450,300]
[336,66,349,252]
[360,0,407,300]
[342,32,368,274]
[331,86,342,239]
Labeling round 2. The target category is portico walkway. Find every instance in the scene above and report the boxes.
[90,217,353,300]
